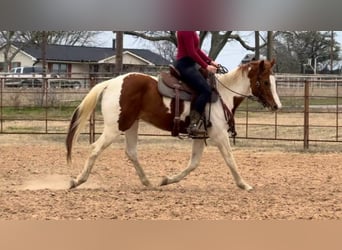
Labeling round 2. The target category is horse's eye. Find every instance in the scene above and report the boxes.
[264,81,269,86]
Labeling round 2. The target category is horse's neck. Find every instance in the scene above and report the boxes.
[216,70,251,109]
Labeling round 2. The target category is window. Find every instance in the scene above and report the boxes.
[0,63,5,72]
[0,62,20,72]
[89,64,99,73]
[51,63,68,76]
[11,62,21,68]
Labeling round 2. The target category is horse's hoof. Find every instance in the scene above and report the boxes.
[237,182,253,191]
[69,178,77,189]
[144,182,153,188]
[141,179,152,187]
[160,176,169,186]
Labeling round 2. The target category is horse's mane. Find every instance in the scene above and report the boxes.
[218,63,249,85]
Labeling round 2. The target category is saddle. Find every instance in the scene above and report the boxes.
[158,65,218,102]
[158,65,219,137]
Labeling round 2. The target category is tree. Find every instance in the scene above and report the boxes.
[114,31,123,75]
[21,31,100,46]
[123,31,268,61]
[0,31,27,71]
[270,40,302,73]
[273,31,340,73]
[122,31,177,62]
[0,31,100,71]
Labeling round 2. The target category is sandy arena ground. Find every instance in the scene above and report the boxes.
[0,134,341,220]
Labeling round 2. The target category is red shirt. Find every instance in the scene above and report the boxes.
[176,31,212,69]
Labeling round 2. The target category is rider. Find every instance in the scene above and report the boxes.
[174,31,219,136]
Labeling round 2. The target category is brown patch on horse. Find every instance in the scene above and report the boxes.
[170,98,185,119]
[118,74,188,133]
[232,96,245,115]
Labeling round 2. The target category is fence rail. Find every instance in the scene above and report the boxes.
[1,73,342,149]
[233,75,342,148]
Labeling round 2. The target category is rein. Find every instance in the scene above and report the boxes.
[208,67,237,137]
[207,63,265,137]
[215,64,261,102]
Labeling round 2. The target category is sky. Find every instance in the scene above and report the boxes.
[96,31,342,71]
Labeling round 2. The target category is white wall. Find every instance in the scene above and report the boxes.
[71,63,89,76]
[0,47,36,71]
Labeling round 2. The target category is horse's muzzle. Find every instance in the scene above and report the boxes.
[272,104,279,111]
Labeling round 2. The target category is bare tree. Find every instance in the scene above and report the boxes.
[0,31,100,71]
[273,31,340,73]
[152,39,176,62]
[0,31,28,71]
[114,31,123,75]
[24,31,101,46]
[123,31,269,61]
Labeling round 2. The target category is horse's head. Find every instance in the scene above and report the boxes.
[247,59,282,111]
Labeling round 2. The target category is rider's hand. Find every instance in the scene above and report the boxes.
[206,64,218,74]
[210,61,219,68]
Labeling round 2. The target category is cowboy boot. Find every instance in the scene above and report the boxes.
[187,110,206,136]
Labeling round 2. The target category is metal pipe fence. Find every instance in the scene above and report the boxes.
[1,74,342,149]
[233,75,342,148]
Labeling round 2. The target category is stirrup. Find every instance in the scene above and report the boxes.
[188,128,209,139]
[187,121,208,139]
[189,134,209,139]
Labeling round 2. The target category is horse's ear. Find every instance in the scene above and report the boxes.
[271,58,276,67]
[259,60,265,71]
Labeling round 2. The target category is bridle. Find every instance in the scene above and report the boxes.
[204,63,275,139]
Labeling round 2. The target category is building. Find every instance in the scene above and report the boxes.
[0,42,171,77]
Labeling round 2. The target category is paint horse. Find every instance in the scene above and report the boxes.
[66,59,281,190]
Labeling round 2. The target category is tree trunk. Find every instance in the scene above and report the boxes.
[267,31,273,60]
[255,31,260,60]
[115,31,123,75]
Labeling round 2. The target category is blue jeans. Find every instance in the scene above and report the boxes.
[175,57,211,114]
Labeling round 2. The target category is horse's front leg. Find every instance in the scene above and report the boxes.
[214,133,253,191]
[160,139,205,186]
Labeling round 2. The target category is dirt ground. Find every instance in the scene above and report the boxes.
[0,134,341,220]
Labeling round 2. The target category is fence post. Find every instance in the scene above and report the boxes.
[89,77,96,144]
[0,78,3,133]
[44,77,48,133]
[304,80,310,149]
[336,81,339,141]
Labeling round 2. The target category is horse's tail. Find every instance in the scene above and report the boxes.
[66,80,110,164]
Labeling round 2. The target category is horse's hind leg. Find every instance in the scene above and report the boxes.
[70,128,118,189]
[124,120,152,187]
[160,139,205,186]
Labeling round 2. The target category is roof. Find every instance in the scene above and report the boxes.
[14,43,171,66]
[240,53,267,64]
[241,54,256,64]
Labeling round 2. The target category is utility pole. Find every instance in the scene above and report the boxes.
[254,31,260,60]
[330,31,334,74]
[267,31,273,60]
[115,31,123,75]
[41,31,47,76]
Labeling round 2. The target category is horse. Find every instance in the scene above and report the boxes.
[66,59,281,191]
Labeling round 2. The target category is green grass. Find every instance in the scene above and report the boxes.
[1,94,341,121]
[309,97,342,105]
[237,96,342,111]
[5,126,45,132]
[1,106,78,119]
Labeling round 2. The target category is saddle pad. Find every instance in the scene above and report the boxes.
[158,74,193,101]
